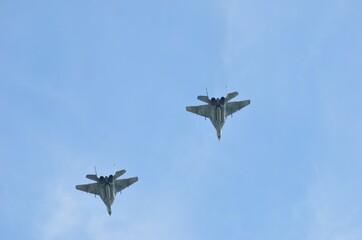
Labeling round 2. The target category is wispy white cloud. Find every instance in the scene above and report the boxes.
[219,0,265,67]
[35,179,201,240]
[33,133,214,240]
[304,2,362,238]
[306,171,362,240]
[35,185,82,240]
[80,200,200,240]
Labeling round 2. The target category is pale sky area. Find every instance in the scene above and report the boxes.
[1,0,362,239]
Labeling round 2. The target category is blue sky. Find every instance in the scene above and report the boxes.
[1,0,362,239]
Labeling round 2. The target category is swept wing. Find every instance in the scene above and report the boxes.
[186,105,211,118]
[76,183,100,196]
[115,177,138,193]
[226,100,251,117]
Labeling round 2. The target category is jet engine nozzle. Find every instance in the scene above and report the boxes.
[220,97,226,105]
[99,176,105,183]
[108,175,114,182]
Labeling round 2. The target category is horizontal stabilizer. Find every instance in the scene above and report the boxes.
[197,95,210,104]
[226,92,239,102]
[86,174,99,182]
[76,183,99,196]
[114,169,126,180]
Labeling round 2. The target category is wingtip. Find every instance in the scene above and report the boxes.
[129,176,139,184]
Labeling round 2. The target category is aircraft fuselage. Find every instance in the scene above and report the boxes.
[76,169,138,216]
[209,99,227,139]
[186,91,250,140]
[99,177,116,215]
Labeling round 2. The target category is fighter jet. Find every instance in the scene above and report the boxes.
[186,91,250,139]
[75,169,138,215]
